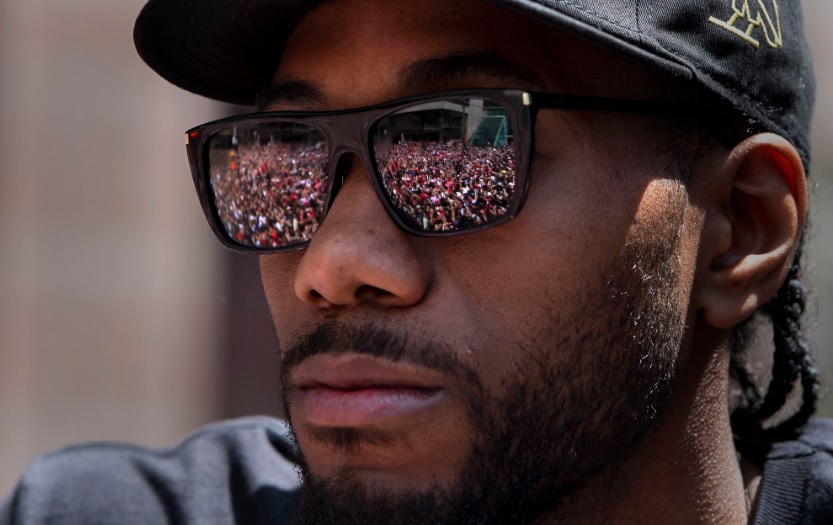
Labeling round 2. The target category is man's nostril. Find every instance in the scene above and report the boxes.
[355,284,393,302]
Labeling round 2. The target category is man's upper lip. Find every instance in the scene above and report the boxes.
[291,353,445,390]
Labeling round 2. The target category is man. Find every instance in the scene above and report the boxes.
[2,0,830,523]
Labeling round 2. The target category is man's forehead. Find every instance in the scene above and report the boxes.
[268,0,681,109]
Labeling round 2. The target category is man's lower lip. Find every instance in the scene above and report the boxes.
[296,386,444,427]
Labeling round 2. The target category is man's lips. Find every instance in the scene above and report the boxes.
[290,354,446,427]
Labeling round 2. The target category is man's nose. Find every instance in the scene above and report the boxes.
[293,156,433,308]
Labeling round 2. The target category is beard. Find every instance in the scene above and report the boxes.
[279,188,688,525]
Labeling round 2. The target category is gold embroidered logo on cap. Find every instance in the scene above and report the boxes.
[709,0,783,49]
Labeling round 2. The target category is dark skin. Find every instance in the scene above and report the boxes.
[258,0,807,522]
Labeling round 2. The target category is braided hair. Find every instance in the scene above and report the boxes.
[730,232,820,460]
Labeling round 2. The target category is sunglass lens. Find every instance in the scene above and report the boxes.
[372,97,516,232]
[206,122,329,249]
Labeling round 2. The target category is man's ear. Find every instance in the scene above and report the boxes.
[698,133,807,330]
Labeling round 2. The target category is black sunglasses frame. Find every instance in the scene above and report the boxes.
[185,89,734,254]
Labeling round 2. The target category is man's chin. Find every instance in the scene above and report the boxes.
[296,468,459,525]
[290,423,467,490]
[304,464,454,500]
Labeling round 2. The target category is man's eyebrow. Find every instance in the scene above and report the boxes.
[254,79,326,111]
[254,53,540,111]
[398,52,542,92]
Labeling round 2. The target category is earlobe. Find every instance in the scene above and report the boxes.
[700,133,807,330]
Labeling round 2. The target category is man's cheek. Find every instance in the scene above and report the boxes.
[260,255,310,323]
[260,253,302,293]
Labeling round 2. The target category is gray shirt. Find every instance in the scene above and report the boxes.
[2,416,832,524]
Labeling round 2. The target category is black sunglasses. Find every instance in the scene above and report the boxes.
[186,89,730,253]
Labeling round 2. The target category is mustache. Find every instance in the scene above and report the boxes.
[281,321,482,388]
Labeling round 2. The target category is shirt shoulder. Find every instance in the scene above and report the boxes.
[0,417,300,525]
[754,418,833,525]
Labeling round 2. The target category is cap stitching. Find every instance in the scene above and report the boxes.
[548,0,646,38]
[634,0,642,39]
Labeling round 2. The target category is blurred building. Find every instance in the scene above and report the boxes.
[0,0,832,497]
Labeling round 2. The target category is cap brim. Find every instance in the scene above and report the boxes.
[135,0,323,105]
[134,0,695,106]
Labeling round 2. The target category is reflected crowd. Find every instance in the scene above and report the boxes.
[377,139,515,232]
[210,138,516,248]
[211,142,328,248]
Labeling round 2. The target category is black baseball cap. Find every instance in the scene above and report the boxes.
[134,0,815,166]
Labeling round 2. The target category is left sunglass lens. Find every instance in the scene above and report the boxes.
[205,121,329,249]
[372,97,517,232]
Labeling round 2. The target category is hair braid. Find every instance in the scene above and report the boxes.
[731,235,820,459]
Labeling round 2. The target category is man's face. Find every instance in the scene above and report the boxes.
[260,0,705,522]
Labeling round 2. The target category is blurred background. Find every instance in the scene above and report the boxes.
[0,0,831,496]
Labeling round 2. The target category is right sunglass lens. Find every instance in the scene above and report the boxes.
[373,97,516,232]
[206,122,328,249]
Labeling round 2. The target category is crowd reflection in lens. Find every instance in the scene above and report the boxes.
[210,141,329,248]
[209,136,516,248]
[377,139,515,232]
